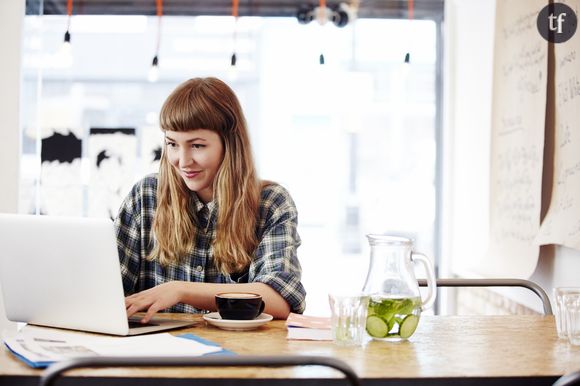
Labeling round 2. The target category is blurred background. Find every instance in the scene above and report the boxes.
[18,0,441,315]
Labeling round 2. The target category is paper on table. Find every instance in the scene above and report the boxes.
[88,333,222,356]
[3,325,222,367]
[286,313,332,341]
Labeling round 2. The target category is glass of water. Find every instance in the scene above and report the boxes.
[564,293,580,346]
[328,293,369,346]
[553,287,580,339]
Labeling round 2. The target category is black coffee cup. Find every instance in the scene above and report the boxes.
[215,292,265,320]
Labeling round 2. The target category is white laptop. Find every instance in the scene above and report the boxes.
[0,213,196,336]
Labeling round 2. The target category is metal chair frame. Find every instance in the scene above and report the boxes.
[39,355,361,386]
[417,278,553,315]
[554,370,580,386]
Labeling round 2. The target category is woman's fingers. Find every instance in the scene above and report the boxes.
[124,282,183,322]
[141,303,163,323]
[125,295,153,316]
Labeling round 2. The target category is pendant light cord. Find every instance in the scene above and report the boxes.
[66,0,72,31]
[155,0,163,56]
[231,0,239,66]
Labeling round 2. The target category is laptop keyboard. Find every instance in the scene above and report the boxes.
[128,320,160,329]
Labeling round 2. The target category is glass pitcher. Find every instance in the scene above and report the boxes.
[362,234,437,341]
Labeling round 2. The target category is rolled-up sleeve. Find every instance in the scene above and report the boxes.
[249,185,306,314]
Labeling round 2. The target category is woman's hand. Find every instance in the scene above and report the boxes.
[125,282,291,322]
[125,281,185,323]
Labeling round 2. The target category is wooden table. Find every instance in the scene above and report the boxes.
[1,314,579,385]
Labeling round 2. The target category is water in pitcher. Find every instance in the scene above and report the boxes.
[362,234,436,341]
[365,295,422,341]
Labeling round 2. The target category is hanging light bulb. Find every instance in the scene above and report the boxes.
[228,50,239,80]
[148,55,159,83]
[401,0,414,79]
[63,0,73,49]
[57,0,74,67]
[227,57,239,81]
[226,0,240,81]
[400,52,411,80]
[148,0,163,82]
[56,30,73,68]
[62,30,71,51]
[404,0,414,64]
[230,0,239,69]
[316,0,329,65]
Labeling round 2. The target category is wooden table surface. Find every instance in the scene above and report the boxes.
[2,314,580,385]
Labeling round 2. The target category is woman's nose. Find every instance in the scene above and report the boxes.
[178,148,193,166]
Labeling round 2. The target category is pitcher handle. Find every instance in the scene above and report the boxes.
[411,252,437,310]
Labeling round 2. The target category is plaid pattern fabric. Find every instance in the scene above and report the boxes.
[114,174,306,314]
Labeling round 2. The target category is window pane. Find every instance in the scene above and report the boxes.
[20,15,437,315]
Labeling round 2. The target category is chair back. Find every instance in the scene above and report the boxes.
[39,355,361,386]
[553,370,580,386]
[417,278,553,315]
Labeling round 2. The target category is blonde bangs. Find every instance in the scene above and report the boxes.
[159,79,229,134]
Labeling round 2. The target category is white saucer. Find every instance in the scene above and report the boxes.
[203,312,273,331]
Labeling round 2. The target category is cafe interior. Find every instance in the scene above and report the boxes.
[1,0,580,385]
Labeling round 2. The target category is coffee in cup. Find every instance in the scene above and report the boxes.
[215,292,265,320]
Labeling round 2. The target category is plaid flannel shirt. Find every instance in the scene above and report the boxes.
[114,174,306,314]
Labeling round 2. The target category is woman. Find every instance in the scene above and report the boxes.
[115,77,306,323]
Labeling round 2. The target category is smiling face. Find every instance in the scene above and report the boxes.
[164,129,224,203]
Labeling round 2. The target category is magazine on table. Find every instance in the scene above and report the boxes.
[3,325,230,368]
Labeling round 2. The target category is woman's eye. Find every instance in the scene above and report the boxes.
[192,144,205,149]
[166,142,177,148]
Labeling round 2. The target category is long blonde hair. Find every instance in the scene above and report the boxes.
[150,77,261,275]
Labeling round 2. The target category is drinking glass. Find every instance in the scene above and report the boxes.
[328,293,369,346]
[564,293,580,346]
[553,287,580,339]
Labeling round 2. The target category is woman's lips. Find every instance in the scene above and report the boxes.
[183,171,201,179]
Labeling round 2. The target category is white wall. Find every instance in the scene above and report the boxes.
[442,0,494,280]
[444,0,580,312]
[0,0,24,334]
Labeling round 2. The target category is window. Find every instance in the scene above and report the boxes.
[20,13,440,315]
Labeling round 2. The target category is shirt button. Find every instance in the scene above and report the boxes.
[196,265,203,272]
